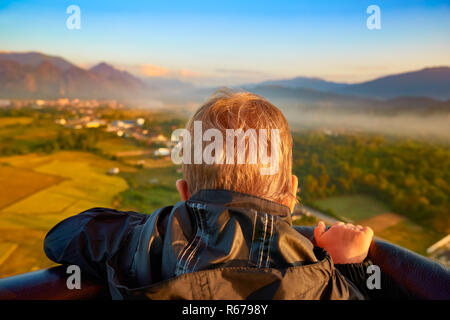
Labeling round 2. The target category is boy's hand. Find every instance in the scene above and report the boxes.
[314,221,374,264]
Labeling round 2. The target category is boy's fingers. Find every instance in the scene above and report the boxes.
[314,221,326,240]
[363,226,374,237]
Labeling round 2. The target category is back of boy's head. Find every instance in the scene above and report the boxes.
[182,89,294,204]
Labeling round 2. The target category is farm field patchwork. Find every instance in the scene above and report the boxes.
[0,151,131,277]
[0,146,446,275]
[0,164,63,209]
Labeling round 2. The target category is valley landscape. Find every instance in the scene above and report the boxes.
[0,51,449,277]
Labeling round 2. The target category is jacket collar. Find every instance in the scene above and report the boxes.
[189,189,292,224]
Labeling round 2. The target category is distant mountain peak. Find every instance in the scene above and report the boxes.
[90,62,116,72]
[90,62,136,79]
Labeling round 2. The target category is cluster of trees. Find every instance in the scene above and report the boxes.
[293,132,450,233]
[0,107,97,155]
[0,129,100,156]
[142,116,186,137]
[55,129,99,151]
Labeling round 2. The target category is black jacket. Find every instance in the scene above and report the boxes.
[43,189,382,299]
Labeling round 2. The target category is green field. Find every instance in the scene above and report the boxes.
[292,214,320,227]
[95,136,181,213]
[376,220,443,255]
[0,117,33,128]
[312,194,443,254]
[96,137,147,155]
[313,194,391,222]
[0,117,60,155]
[116,163,182,214]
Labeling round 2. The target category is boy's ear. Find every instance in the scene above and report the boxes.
[176,179,191,201]
[289,175,298,213]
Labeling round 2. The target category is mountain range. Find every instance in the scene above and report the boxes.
[0,52,449,111]
[0,52,146,99]
[248,67,450,100]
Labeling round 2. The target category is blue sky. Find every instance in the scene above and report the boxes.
[0,0,449,85]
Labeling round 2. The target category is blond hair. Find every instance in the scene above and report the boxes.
[182,89,293,204]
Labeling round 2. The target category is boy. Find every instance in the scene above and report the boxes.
[44,90,374,299]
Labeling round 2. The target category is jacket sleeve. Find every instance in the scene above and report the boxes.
[335,260,374,298]
[43,207,151,282]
